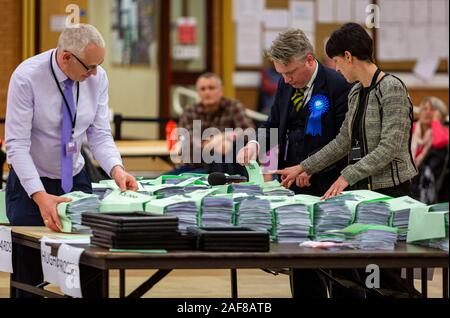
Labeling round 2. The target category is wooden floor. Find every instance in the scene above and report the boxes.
[0,268,445,298]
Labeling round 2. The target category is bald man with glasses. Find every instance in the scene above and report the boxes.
[5,24,137,297]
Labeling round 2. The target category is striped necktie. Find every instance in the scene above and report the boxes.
[291,87,307,112]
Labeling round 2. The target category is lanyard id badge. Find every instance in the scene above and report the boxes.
[66,139,78,155]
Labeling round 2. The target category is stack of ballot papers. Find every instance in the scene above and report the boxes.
[261,180,295,196]
[408,204,449,251]
[142,184,185,198]
[314,190,390,238]
[236,197,272,233]
[201,195,234,227]
[356,196,426,240]
[100,190,154,212]
[229,183,263,195]
[145,195,198,231]
[270,195,318,243]
[325,224,398,250]
[92,183,114,200]
[57,192,101,233]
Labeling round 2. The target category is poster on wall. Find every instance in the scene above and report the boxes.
[111,0,158,66]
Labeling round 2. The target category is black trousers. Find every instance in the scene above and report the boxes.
[6,168,104,298]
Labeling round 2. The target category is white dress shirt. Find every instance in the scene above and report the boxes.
[6,49,123,197]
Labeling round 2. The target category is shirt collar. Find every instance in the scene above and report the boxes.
[305,59,319,89]
[52,49,68,83]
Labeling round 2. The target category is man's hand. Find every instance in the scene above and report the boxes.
[237,142,258,165]
[296,171,311,188]
[32,192,72,232]
[274,165,305,189]
[111,166,139,191]
[321,175,349,200]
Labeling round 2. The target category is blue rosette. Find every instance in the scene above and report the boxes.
[306,94,330,136]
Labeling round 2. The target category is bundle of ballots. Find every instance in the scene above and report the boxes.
[92,183,114,200]
[82,212,196,250]
[235,197,272,233]
[201,195,234,227]
[323,224,398,250]
[57,191,101,233]
[229,183,263,196]
[270,195,318,243]
[261,180,295,196]
[314,190,389,238]
[145,195,199,230]
[356,196,425,240]
[100,190,154,212]
[407,204,449,251]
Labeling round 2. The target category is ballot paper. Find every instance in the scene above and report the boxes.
[261,180,295,196]
[246,160,265,184]
[142,184,185,198]
[269,195,319,243]
[325,224,398,250]
[57,192,100,233]
[202,195,235,227]
[314,190,390,238]
[408,205,449,251]
[229,183,263,196]
[356,196,425,240]
[145,195,198,230]
[99,190,154,213]
[236,197,272,233]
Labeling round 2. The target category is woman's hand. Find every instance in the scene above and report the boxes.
[322,176,349,200]
[274,165,305,189]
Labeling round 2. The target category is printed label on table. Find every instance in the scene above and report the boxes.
[0,226,13,273]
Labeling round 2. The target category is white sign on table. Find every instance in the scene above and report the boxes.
[40,239,60,285]
[0,226,13,273]
[57,244,84,298]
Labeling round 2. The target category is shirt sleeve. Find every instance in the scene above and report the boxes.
[86,71,123,176]
[5,72,46,197]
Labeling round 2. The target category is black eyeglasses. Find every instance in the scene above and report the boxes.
[70,52,101,72]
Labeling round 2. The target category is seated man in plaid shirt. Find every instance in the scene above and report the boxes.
[169,72,255,176]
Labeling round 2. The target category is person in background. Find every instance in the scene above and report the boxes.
[411,96,449,204]
[5,24,138,297]
[169,72,255,176]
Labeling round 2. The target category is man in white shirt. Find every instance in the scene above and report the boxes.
[5,24,138,297]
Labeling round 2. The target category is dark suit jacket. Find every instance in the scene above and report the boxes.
[260,62,352,195]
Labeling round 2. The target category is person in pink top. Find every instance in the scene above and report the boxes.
[412,96,449,167]
[411,96,449,204]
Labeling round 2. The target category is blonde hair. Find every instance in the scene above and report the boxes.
[420,96,448,118]
[265,29,314,64]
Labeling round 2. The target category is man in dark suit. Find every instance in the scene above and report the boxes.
[237,29,363,299]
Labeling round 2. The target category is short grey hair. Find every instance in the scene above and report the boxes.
[421,96,448,118]
[197,72,223,87]
[265,29,314,65]
[57,23,105,57]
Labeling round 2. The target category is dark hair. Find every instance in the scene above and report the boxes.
[326,23,374,62]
